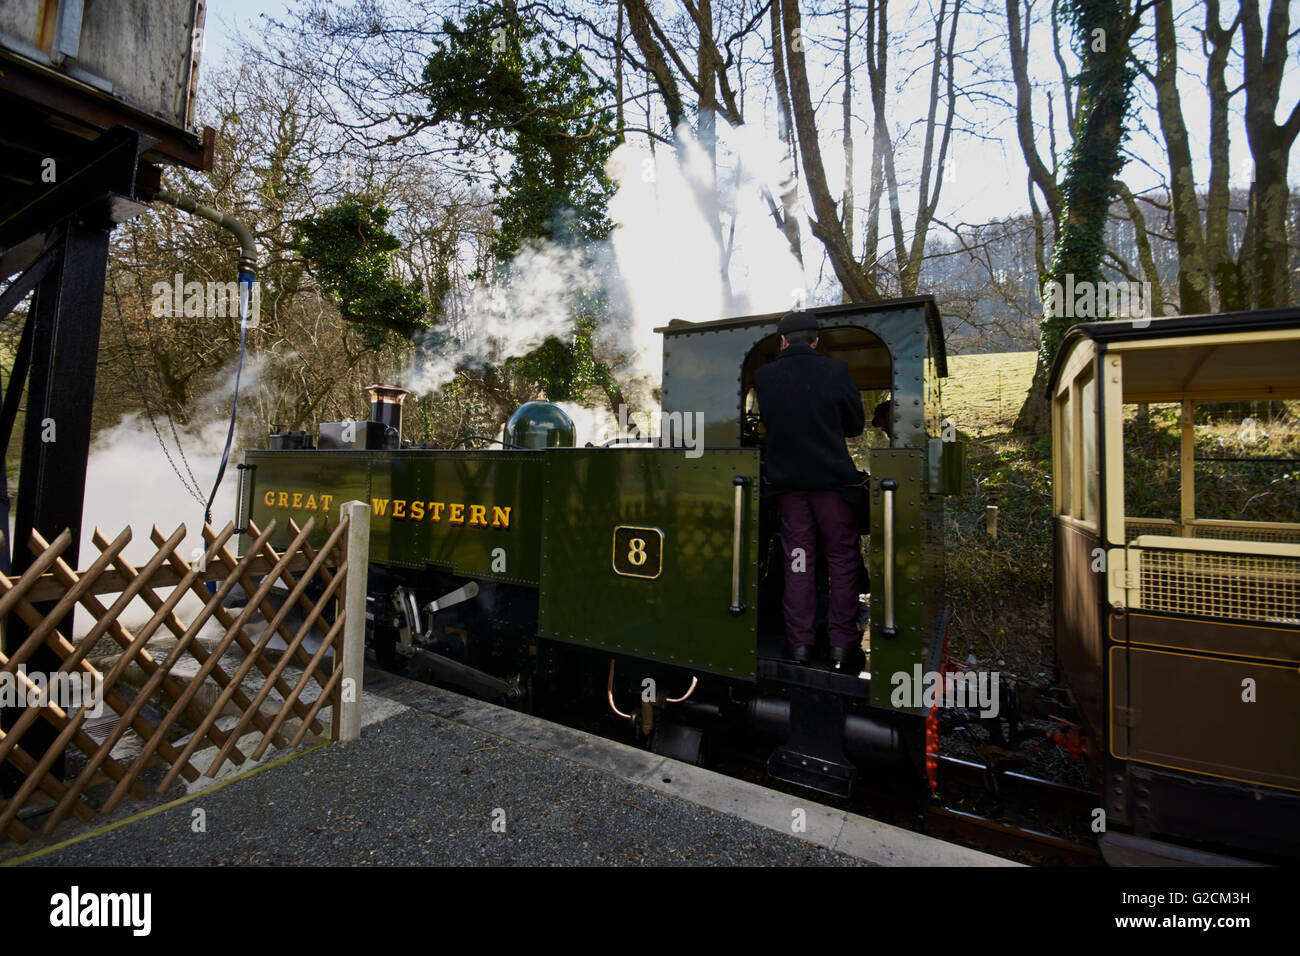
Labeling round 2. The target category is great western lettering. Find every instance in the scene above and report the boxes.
[260,489,511,529]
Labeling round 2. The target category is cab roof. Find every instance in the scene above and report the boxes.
[1048,307,1300,401]
[655,295,947,377]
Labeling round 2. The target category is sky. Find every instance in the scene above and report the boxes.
[201,0,281,68]
[199,0,1298,233]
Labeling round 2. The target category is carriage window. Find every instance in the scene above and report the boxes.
[1080,371,1098,524]
[1057,388,1074,516]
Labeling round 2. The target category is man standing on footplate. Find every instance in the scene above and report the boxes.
[754,311,867,670]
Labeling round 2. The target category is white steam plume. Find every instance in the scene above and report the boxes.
[75,357,265,635]
[405,242,601,396]
[407,124,809,433]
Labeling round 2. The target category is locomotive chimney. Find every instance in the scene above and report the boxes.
[366,384,409,444]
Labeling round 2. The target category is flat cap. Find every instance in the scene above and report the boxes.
[777,310,818,336]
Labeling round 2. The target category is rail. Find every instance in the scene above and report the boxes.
[729,476,747,615]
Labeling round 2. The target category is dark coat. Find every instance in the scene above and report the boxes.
[753,343,865,493]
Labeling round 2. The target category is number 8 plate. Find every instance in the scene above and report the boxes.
[612,526,663,579]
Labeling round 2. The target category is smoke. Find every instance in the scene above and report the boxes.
[404,242,602,397]
[600,124,808,411]
[73,357,266,636]
[551,401,618,447]
[407,124,809,429]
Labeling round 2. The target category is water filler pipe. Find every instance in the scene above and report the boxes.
[152,190,257,526]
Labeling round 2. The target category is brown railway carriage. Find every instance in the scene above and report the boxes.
[1048,309,1300,863]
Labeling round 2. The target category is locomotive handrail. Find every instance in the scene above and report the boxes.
[233,462,252,534]
[881,478,898,638]
[730,476,747,615]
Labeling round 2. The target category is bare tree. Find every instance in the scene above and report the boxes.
[840,0,854,294]
[1114,181,1167,317]
[1240,0,1300,308]
[1201,0,1244,308]
[1143,0,1213,313]
[99,52,488,455]
[1006,0,1064,228]
[858,0,964,297]
[768,0,803,262]
[778,0,963,302]
[779,0,880,301]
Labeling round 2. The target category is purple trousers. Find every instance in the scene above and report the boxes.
[779,490,861,649]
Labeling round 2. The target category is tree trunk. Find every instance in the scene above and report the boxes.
[615,0,625,136]
[1006,0,1063,226]
[624,0,686,130]
[1115,181,1167,318]
[1016,0,1137,436]
[769,0,803,263]
[779,0,880,302]
[901,0,960,296]
[841,0,854,285]
[697,0,717,169]
[1150,0,1212,313]
[1203,0,1240,308]
[1240,0,1300,308]
[864,0,907,284]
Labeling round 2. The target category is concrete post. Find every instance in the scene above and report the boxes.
[338,500,370,742]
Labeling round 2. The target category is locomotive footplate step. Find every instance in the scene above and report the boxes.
[767,746,857,799]
[765,685,859,798]
[757,657,872,698]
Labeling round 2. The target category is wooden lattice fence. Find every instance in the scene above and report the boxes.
[0,510,364,845]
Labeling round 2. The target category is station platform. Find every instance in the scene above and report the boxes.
[8,669,1015,867]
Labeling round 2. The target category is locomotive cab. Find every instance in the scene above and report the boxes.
[739,325,895,449]
[654,298,961,794]
[738,325,894,673]
[657,298,958,680]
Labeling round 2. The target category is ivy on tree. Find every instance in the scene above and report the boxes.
[421,4,621,408]
[1037,0,1138,366]
[292,197,431,349]
[422,4,615,261]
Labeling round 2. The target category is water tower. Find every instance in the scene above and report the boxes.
[0,0,214,787]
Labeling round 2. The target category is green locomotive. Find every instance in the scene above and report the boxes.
[237,296,964,796]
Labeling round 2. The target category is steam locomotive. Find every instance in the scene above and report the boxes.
[236,297,963,798]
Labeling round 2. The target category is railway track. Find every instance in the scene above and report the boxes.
[930,757,1102,865]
